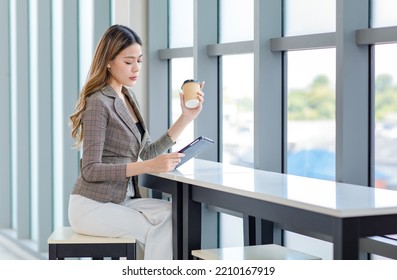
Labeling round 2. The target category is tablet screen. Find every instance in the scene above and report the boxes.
[176,136,214,168]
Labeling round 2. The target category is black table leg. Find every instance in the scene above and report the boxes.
[257,218,278,245]
[243,215,256,246]
[183,184,202,260]
[333,218,360,259]
[172,182,183,259]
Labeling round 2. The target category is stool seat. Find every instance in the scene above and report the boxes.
[48,227,136,260]
[192,244,321,260]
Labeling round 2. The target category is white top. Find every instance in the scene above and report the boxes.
[149,159,397,218]
[48,227,136,244]
[192,244,321,260]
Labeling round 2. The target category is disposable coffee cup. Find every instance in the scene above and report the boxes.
[182,79,200,108]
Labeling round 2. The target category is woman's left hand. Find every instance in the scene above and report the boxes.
[179,81,205,121]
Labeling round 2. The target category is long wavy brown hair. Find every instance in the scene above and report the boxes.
[69,25,142,148]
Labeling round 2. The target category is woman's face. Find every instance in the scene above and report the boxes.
[108,43,142,89]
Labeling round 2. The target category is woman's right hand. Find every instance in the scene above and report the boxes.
[148,152,185,172]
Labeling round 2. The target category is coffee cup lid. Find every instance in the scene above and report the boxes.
[182,79,199,89]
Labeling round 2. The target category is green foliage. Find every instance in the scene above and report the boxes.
[288,73,397,121]
[237,96,254,112]
[288,75,335,120]
[375,74,397,121]
[185,74,397,122]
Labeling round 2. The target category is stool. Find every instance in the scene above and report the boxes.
[48,227,136,260]
[192,244,321,260]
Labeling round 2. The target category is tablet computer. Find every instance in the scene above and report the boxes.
[176,136,214,168]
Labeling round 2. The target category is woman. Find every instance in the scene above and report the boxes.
[68,24,204,260]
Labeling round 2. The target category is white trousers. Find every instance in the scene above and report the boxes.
[68,194,172,260]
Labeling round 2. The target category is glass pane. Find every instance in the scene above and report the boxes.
[169,0,193,48]
[222,54,254,167]
[284,0,335,36]
[219,0,254,43]
[374,44,397,190]
[171,58,194,151]
[287,49,336,181]
[220,54,254,248]
[372,0,397,27]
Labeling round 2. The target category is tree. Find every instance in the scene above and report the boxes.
[375,74,397,121]
[288,75,335,120]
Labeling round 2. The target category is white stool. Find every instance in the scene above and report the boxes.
[192,244,321,260]
[48,227,136,260]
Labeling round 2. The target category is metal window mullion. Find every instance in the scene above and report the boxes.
[147,0,169,139]
[335,0,370,186]
[270,32,336,51]
[31,0,53,253]
[194,0,218,250]
[0,0,12,229]
[60,0,80,225]
[93,0,112,48]
[11,0,31,239]
[369,45,375,188]
[356,26,397,45]
[194,0,218,160]
[158,47,194,60]
[205,32,336,56]
[207,40,254,56]
[254,0,283,172]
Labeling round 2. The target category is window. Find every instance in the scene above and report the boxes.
[287,49,336,181]
[218,1,254,248]
[371,0,397,27]
[374,44,397,190]
[219,54,254,247]
[169,0,193,48]
[221,54,254,167]
[171,58,194,151]
[284,0,335,36]
[219,0,254,43]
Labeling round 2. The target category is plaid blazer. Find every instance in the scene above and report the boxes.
[71,85,174,204]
